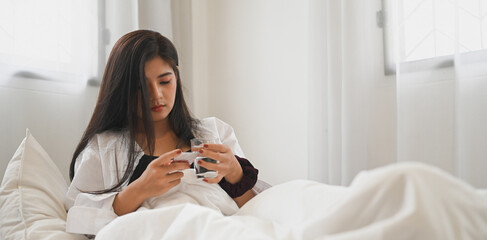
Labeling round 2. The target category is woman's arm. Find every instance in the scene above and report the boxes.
[233,189,256,208]
[197,146,258,207]
[113,149,190,216]
[112,182,148,216]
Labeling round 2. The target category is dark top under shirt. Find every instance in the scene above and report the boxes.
[128,153,258,198]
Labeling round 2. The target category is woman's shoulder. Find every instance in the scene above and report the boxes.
[196,117,235,137]
[75,130,133,168]
[197,117,244,156]
[198,117,233,131]
[88,129,128,149]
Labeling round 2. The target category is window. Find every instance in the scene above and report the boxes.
[380,0,487,74]
[0,0,104,86]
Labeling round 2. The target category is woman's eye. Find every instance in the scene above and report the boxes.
[159,81,170,85]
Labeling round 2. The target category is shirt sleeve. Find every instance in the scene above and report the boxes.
[218,155,259,198]
[209,118,259,198]
[209,117,245,157]
[65,139,119,235]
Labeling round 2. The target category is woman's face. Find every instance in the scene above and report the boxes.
[139,56,177,123]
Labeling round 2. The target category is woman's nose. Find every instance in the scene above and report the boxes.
[148,83,163,99]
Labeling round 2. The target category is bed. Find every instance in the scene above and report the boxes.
[1,130,487,240]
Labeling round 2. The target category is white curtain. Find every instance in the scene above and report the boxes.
[393,0,487,188]
[308,0,487,188]
[0,0,99,85]
[104,0,173,61]
[150,0,486,187]
[308,0,396,186]
[105,0,197,104]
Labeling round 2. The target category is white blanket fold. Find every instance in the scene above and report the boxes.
[96,163,487,240]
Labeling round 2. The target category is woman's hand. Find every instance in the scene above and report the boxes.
[196,144,243,184]
[113,149,190,216]
[135,149,190,198]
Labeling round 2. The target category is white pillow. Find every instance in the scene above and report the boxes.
[0,129,87,240]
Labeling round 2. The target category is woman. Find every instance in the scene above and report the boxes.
[65,30,258,235]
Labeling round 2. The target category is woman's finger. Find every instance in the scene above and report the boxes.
[197,158,220,171]
[164,161,191,173]
[204,174,222,184]
[164,171,185,182]
[152,149,182,166]
[198,149,223,163]
[166,178,182,189]
[203,143,229,153]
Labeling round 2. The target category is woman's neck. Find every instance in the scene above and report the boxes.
[136,119,187,155]
[152,119,171,139]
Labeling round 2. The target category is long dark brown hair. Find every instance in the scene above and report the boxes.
[69,30,199,193]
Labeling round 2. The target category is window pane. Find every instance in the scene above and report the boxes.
[0,0,98,82]
[396,0,487,63]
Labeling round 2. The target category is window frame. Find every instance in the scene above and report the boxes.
[379,0,487,75]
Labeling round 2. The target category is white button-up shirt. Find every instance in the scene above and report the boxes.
[65,117,245,235]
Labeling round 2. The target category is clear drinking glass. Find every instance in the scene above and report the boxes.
[191,138,219,179]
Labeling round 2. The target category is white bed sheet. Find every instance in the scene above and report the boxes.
[96,162,487,240]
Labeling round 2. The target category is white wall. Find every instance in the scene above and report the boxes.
[0,0,139,183]
[185,0,396,185]
[190,0,310,185]
[1,0,396,187]
[0,81,98,183]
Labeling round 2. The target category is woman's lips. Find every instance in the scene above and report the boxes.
[151,105,164,112]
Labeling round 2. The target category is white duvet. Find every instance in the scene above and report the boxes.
[96,163,487,240]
